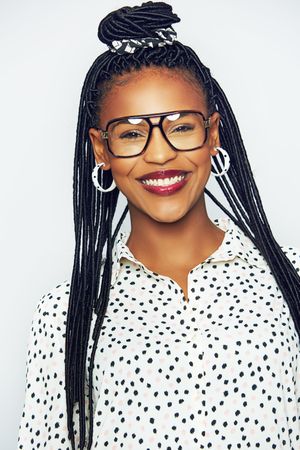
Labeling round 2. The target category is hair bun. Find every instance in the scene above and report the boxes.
[98,1,181,46]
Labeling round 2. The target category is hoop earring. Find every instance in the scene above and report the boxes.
[91,162,117,192]
[211,146,230,177]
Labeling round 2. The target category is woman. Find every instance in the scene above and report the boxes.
[18,2,300,449]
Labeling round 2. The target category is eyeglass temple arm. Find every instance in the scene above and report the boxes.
[204,117,211,128]
[100,131,109,139]
[93,127,109,139]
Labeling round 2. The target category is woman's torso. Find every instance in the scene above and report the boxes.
[87,217,300,449]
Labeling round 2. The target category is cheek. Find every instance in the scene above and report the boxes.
[186,148,212,170]
[109,160,136,184]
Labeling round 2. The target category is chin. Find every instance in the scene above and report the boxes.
[147,208,188,224]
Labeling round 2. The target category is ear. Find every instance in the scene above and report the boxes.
[88,127,112,170]
[207,111,221,156]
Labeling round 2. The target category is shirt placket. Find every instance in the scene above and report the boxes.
[113,228,238,310]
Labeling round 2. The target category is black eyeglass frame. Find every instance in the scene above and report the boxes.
[95,109,211,158]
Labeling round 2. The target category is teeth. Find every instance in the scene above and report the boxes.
[141,174,186,186]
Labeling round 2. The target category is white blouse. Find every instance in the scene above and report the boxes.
[18,216,300,449]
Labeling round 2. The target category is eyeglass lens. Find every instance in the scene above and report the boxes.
[107,112,207,157]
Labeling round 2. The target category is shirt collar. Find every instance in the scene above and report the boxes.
[110,216,268,287]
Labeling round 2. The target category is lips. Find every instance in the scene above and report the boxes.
[139,173,190,196]
[136,170,189,181]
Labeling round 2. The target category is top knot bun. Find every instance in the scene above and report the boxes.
[98,1,181,46]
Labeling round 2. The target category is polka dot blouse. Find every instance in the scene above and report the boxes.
[18,216,300,449]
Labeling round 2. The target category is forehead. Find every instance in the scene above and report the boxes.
[99,67,207,126]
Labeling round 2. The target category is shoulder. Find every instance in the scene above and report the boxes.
[30,279,71,335]
[280,245,300,273]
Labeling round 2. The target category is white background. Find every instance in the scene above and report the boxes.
[1,0,299,447]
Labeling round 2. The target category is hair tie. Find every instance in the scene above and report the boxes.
[108,26,177,55]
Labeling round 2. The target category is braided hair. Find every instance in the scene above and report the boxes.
[65,2,300,448]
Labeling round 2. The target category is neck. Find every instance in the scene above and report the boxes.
[125,195,225,272]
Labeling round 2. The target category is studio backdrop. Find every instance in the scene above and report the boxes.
[0,0,299,448]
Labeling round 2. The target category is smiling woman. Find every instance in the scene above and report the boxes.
[89,68,221,227]
[17,2,300,450]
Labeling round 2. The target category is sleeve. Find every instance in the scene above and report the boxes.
[281,244,300,274]
[17,280,84,450]
[280,244,300,440]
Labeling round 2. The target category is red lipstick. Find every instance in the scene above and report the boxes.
[137,170,191,196]
[136,169,188,180]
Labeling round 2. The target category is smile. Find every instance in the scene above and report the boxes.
[138,173,190,196]
[140,174,186,186]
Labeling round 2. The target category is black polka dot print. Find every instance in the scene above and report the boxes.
[18,217,300,449]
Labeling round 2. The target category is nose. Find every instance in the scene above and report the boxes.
[143,119,177,164]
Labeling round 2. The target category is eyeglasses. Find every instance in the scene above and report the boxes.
[95,109,211,158]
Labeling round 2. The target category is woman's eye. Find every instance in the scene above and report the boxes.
[171,125,193,133]
[120,131,145,139]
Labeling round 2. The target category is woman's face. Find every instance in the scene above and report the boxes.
[89,67,220,223]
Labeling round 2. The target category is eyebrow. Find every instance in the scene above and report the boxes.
[109,117,148,132]
[109,119,129,132]
[166,112,190,120]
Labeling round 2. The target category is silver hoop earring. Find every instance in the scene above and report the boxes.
[211,146,230,177]
[91,162,117,192]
